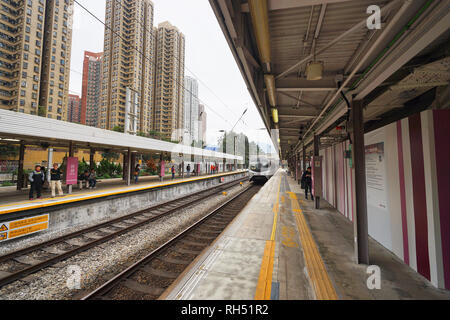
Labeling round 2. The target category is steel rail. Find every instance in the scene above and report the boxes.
[82,183,259,300]
[0,177,248,288]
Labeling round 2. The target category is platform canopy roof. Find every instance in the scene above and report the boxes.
[0,109,243,161]
[209,0,450,159]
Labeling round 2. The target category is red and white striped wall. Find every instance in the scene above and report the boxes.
[319,109,449,290]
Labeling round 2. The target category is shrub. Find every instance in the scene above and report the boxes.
[146,159,157,175]
[97,159,122,178]
[78,158,91,175]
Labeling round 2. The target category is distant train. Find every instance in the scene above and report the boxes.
[249,154,279,183]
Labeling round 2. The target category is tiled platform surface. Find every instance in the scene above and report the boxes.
[163,170,450,300]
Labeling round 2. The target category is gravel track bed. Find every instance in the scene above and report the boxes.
[0,182,249,300]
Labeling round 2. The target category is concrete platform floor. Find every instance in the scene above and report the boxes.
[288,176,450,300]
[0,171,241,215]
[163,169,450,300]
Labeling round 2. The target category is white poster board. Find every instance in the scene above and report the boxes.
[365,128,392,250]
[365,142,387,210]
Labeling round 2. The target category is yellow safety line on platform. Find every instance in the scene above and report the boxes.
[290,194,338,300]
[255,176,281,300]
[270,177,281,241]
[0,171,246,215]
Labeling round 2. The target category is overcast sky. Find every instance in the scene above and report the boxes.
[69,0,274,150]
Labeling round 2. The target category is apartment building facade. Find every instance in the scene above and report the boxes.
[153,21,185,141]
[67,93,80,123]
[81,51,102,127]
[183,76,199,143]
[198,103,207,144]
[0,0,73,121]
[100,0,155,133]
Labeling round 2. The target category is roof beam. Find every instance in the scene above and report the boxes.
[278,92,320,108]
[276,78,340,92]
[355,1,450,100]
[278,105,322,112]
[279,115,317,119]
[241,0,353,12]
[275,0,400,79]
[302,0,415,140]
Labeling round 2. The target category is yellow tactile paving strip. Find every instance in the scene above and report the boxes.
[0,171,246,216]
[255,173,338,301]
[255,176,281,300]
[288,191,338,300]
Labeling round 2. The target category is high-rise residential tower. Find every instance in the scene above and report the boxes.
[0,0,74,120]
[68,94,81,123]
[198,104,207,145]
[153,21,185,141]
[100,0,155,133]
[81,51,103,127]
[183,76,199,143]
[39,0,74,121]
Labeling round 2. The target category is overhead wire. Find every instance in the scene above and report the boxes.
[111,0,244,126]
[73,0,241,130]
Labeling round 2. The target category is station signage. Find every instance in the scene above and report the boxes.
[0,214,49,242]
[66,157,79,185]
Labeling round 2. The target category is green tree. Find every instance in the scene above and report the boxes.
[78,158,91,176]
[97,159,122,178]
[112,125,124,133]
[38,106,46,117]
[0,145,19,158]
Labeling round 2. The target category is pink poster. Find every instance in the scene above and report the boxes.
[66,157,78,185]
[160,161,165,177]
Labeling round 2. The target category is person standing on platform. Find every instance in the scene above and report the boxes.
[50,163,64,198]
[134,164,141,184]
[301,167,314,201]
[29,165,45,200]
[171,166,176,180]
[186,164,191,178]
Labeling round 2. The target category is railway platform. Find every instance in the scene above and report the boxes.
[163,169,450,300]
[0,172,241,217]
[0,171,244,218]
[0,171,248,245]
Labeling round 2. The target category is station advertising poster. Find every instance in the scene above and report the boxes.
[66,157,78,185]
[365,142,387,211]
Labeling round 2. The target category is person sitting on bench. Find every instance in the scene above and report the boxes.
[88,169,97,189]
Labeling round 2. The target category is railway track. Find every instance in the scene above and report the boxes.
[0,177,248,288]
[82,183,261,300]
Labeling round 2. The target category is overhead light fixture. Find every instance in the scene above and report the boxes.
[306,61,324,81]
[271,108,279,124]
[1,138,20,142]
[307,44,323,81]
